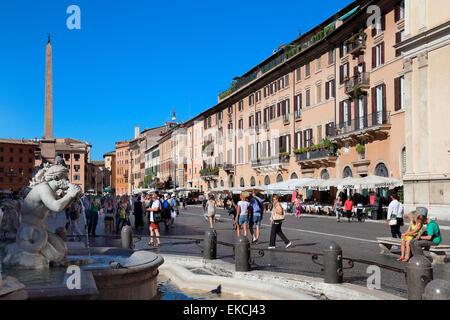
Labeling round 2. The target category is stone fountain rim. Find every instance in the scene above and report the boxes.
[67,247,164,276]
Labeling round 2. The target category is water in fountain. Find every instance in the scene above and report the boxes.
[79,199,91,257]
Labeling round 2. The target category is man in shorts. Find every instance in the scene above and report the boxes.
[146,193,162,247]
[250,192,264,243]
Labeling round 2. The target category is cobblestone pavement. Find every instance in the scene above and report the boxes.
[62,205,450,299]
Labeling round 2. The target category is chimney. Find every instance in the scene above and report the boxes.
[134,126,140,139]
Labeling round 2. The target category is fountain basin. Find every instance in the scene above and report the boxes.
[2,247,164,300]
[68,247,164,300]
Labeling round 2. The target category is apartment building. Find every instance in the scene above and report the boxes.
[115,140,130,195]
[0,139,39,192]
[103,151,116,191]
[181,0,407,195]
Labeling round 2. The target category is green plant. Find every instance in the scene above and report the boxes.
[279,152,289,157]
[355,143,365,154]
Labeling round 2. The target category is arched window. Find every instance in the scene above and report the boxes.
[264,175,271,185]
[250,176,256,187]
[290,172,298,180]
[320,169,330,180]
[220,180,224,187]
[343,166,353,178]
[375,163,389,177]
[240,178,245,187]
[276,174,283,182]
[213,180,217,188]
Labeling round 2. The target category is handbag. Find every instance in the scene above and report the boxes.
[389,215,397,226]
[153,210,163,224]
[272,204,285,222]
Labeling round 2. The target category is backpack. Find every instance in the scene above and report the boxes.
[163,200,171,210]
[256,197,264,213]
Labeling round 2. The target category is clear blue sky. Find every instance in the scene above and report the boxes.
[0,0,352,160]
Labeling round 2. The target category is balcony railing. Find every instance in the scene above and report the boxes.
[346,38,366,56]
[295,148,336,162]
[329,111,390,137]
[251,155,290,167]
[200,167,219,177]
[344,72,370,97]
[224,163,234,171]
[295,109,302,120]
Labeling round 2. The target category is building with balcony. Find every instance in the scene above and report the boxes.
[175,0,407,194]
[114,140,130,195]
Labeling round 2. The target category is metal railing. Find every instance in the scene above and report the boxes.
[344,72,370,95]
[295,148,336,161]
[346,38,366,55]
[330,111,390,137]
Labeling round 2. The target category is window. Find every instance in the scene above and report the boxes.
[305,62,311,77]
[238,118,244,131]
[248,115,255,129]
[278,77,285,90]
[264,175,271,185]
[340,42,348,57]
[373,42,385,68]
[394,76,405,111]
[375,163,388,177]
[228,105,233,114]
[371,14,386,37]
[295,67,301,81]
[343,166,353,178]
[401,147,406,175]
[316,57,322,71]
[248,144,255,161]
[328,49,335,65]
[276,174,283,183]
[285,74,289,87]
[326,79,335,99]
[74,154,80,161]
[264,85,270,98]
[294,93,302,117]
[395,30,405,57]
[255,90,261,103]
[395,1,405,22]
[317,125,323,144]
[270,81,277,94]
[250,176,256,187]
[305,89,311,107]
[248,95,254,106]
[294,131,302,149]
[340,63,349,84]
[316,83,322,103]
[238,147,244,164]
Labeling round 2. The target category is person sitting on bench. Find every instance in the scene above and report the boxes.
[410,207,442,258]
[397,210,423,262]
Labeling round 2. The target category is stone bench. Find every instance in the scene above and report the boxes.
[204,214,221,222]
[376,237,450,264]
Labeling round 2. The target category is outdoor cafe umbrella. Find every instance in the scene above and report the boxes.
[357,175,403,189]
[308,178,344,191]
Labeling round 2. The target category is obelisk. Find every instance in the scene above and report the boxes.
[40,34,56,164]
[44,33,53,139]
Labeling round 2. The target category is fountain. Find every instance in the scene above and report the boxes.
[0,163,164,300]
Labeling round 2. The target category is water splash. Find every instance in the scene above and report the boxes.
[79,199,91,257]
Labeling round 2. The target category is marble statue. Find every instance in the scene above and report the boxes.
[2,164,82,269]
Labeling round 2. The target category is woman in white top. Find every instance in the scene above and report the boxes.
[205,195,216,229]
[236,194,250,237]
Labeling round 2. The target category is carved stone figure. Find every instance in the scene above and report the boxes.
[2,164,82,269]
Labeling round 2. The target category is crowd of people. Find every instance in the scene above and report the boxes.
[65,191,181,246]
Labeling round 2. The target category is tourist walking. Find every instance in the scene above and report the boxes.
[397,210,423,262]
[88,196,101,236]
[104,199,115,235]
[236,194,250,237]
[294,194,303,219]
[161,194,172,231]
[205,195,216,229]
[333,196,342,222]
[250,192,264,243]
[133,197,144,232]
[67,201,82,240]
[268,195,292,249]
[147,193,162,247]
[386,192,404,239]
[169,195,178,227]
[410,207,442,258]
[344,196,354,223]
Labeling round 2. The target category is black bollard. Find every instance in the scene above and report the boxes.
[121,225,133,249]
[406,256,433,300]
[204,229,217,260]
[323,241,343,284]
[235,236,250,272]
[422,279,450,300]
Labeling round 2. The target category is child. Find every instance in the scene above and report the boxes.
[397,211,423,262]
[294,194,303,218]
